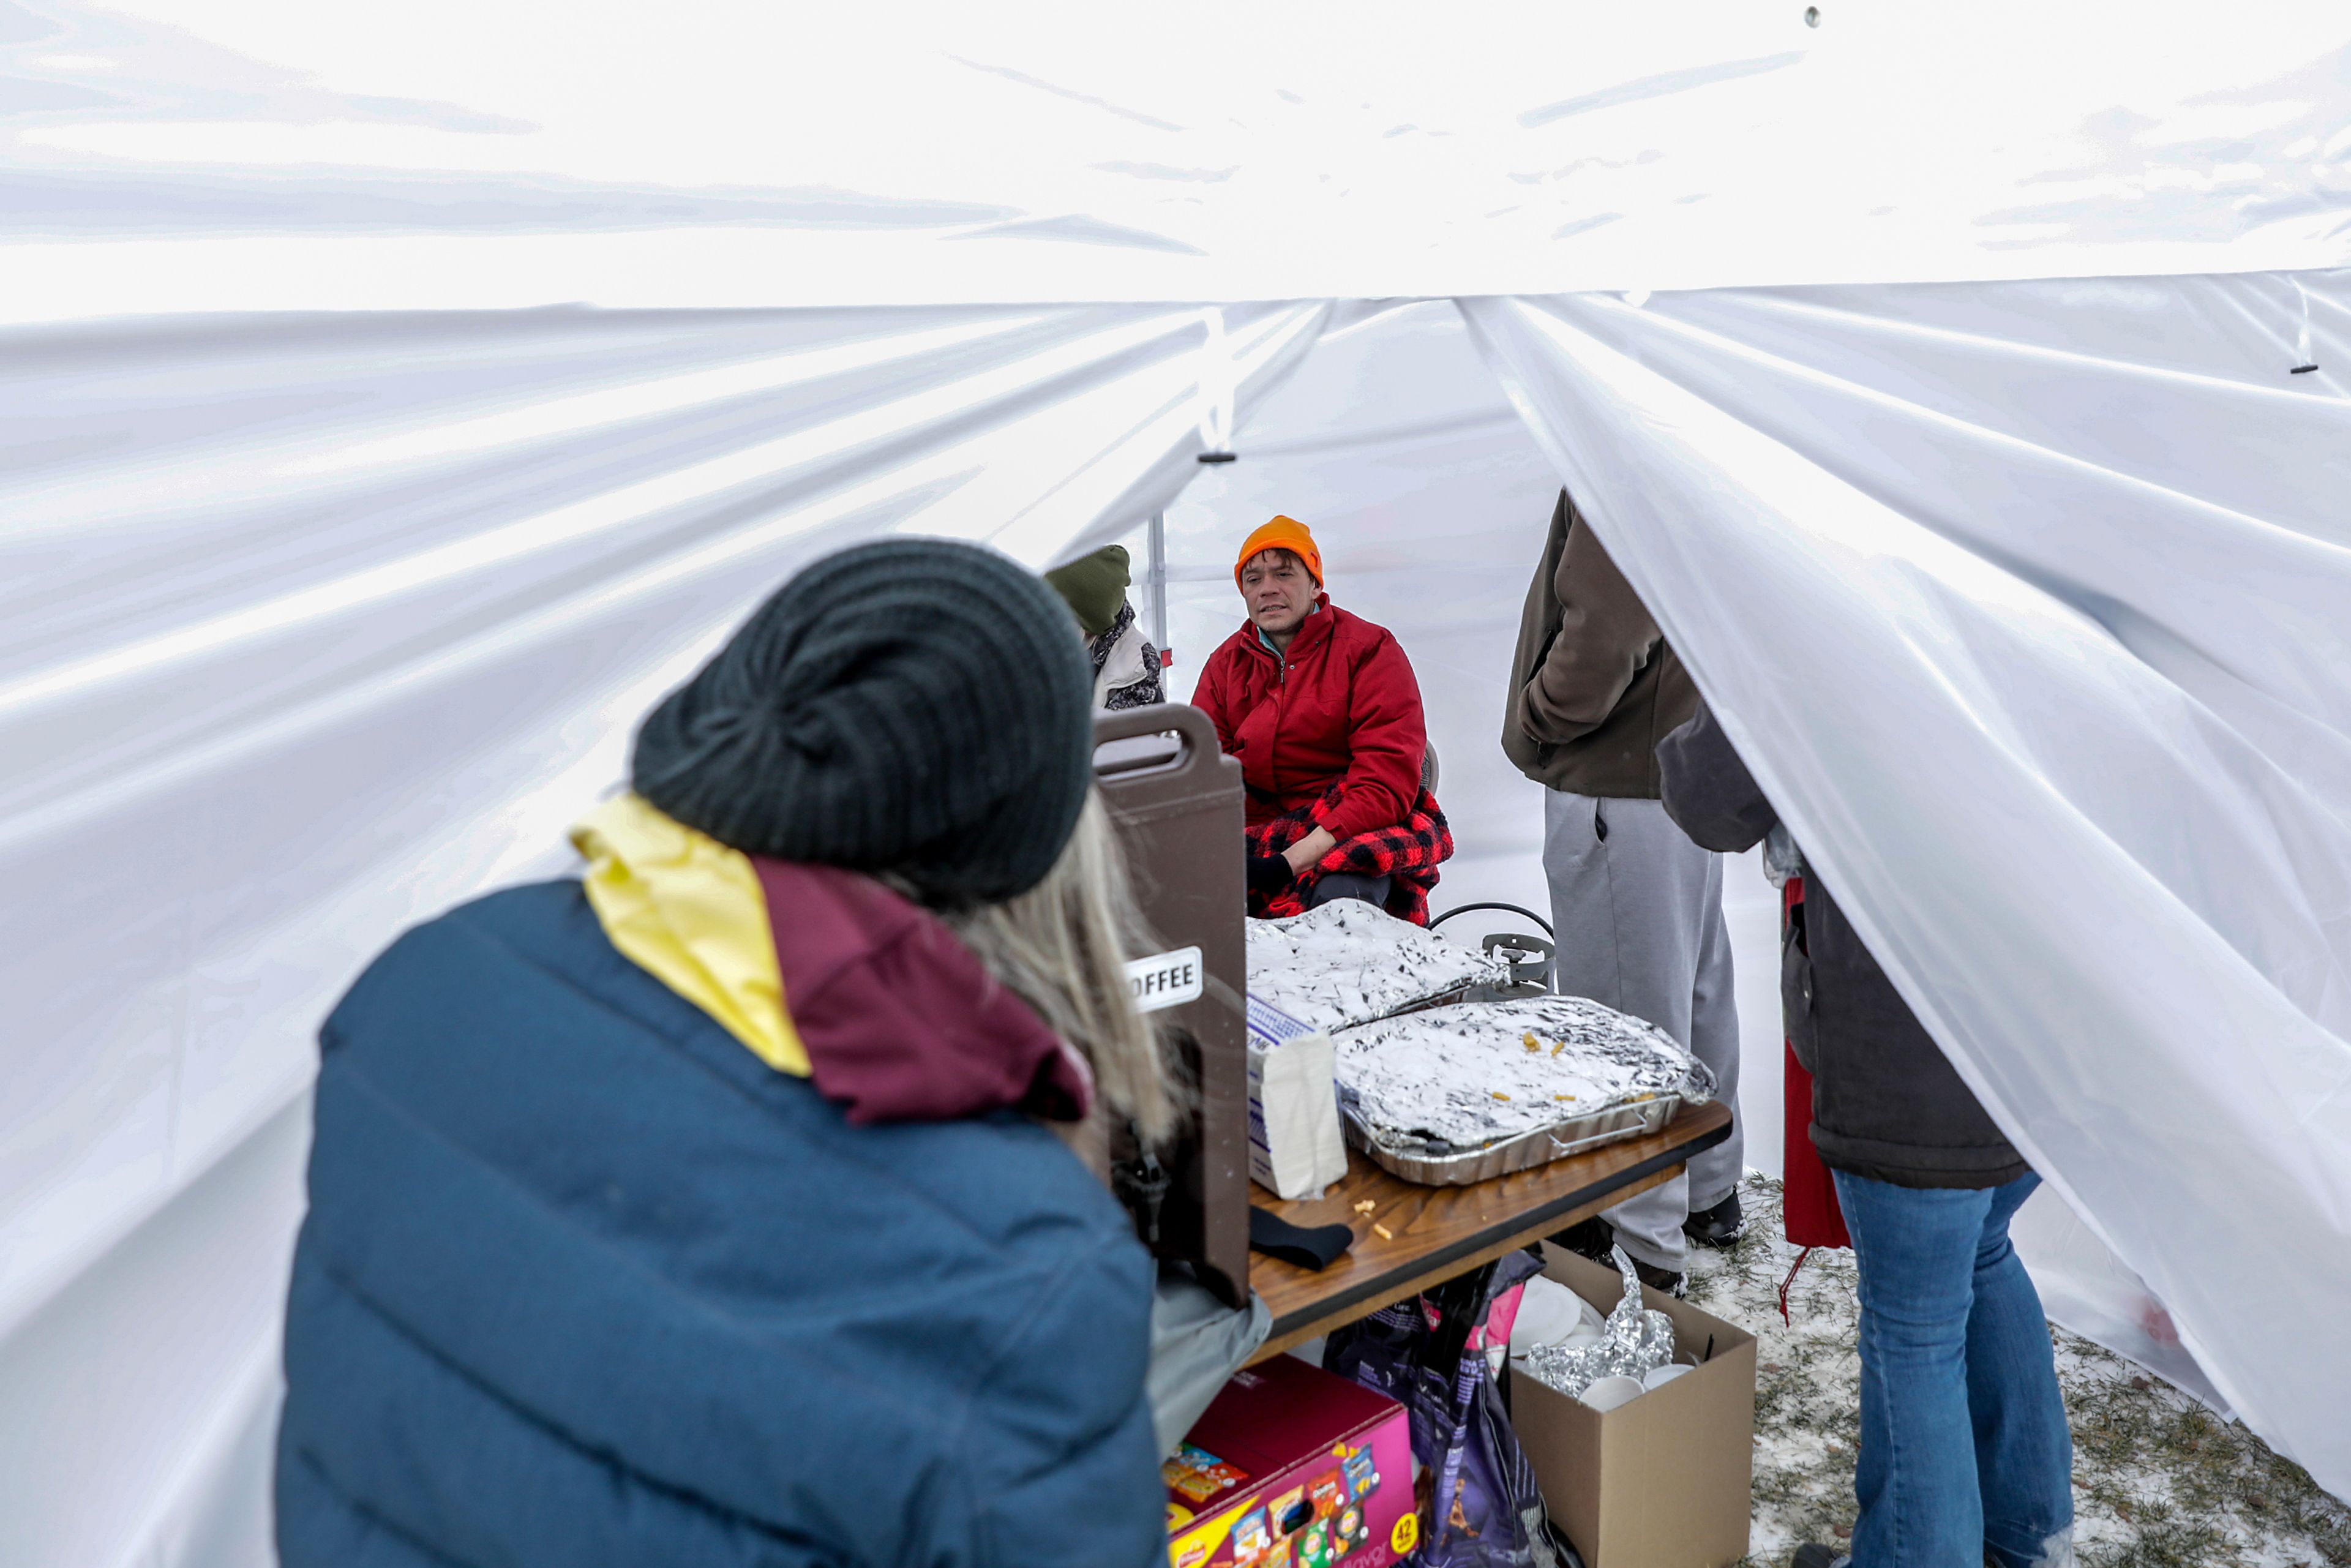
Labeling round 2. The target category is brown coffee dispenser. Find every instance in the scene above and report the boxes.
[1092,703,1251,1307]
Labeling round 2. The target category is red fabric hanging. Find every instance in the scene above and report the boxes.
[1780,875,1851,1252]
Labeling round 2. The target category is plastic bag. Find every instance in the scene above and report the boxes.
[1147,1265,1273,1456]
[1325,1250,1566,1568]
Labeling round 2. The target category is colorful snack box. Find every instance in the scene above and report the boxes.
[1166,1442,1254,1505]
[1166,1358,1415,1568]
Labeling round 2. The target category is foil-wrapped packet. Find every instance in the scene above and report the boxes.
[1521,1248,1678,1400]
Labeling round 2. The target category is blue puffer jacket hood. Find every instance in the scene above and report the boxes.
[274,877,1162,1568]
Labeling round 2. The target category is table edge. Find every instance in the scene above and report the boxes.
[1262,1111,1735,1341]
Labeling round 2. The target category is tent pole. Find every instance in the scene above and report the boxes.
[1146,511,1169,656]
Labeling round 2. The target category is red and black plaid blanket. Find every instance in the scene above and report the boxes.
[1244,783,1453,926]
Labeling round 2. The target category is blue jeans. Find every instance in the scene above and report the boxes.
[1832,1171,2074,1568]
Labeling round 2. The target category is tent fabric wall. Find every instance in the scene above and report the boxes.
[1,295,1328,1334]
[1464,271,2351,1495]
[0,298,1327,1568]
[4,5,2351,1564]
[11,278,2344,1568]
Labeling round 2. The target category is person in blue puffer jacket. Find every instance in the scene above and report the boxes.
[276,539,1180,1568]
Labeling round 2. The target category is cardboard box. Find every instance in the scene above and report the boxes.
[1507,1250,1758,1568]
[1165,1356,1418,1568]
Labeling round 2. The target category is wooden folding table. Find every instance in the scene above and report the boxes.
[1246,1099,1734,1362]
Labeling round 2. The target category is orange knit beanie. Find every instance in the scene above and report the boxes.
[1233,515,1323,588]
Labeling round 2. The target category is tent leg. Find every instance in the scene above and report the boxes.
[1146,511,1169,656]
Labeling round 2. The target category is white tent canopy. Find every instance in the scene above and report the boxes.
[2,5,2347,1563]
[6,0,2350,313]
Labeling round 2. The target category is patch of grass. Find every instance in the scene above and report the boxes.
[1685,1176,2349,1568]
[2058,1337,2351,1568]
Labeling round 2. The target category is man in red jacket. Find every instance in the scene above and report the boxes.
[1192,516,1451,923]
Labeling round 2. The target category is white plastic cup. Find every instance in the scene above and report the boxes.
[1507,1277,1598,1357]
[1641,1363,1692,1390]
[1577,1375,1645,1411]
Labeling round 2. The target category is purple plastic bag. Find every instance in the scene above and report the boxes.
[1325,1251,1568,1568]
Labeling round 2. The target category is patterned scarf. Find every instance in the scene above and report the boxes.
[1086,600,1164,711]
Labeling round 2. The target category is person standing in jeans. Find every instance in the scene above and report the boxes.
[1657,699,2075,1568]
[1502,489,1743,1294]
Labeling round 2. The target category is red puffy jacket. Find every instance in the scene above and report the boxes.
[1193,598,1427,843]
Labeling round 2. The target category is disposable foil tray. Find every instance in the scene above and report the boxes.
[1245,901,1509,1035]
[1338,1093,1684,1186]
[1332,994,1712,1187]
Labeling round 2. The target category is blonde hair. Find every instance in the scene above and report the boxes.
[940,790,1182,1147]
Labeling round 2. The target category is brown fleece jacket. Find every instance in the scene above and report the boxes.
[1501,488,1695,799]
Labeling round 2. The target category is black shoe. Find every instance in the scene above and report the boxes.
[1683,1190,1745,1249]
[1548,1216,1617,1266]
[1790,1546,1850,1568]
[1551,1218,1685,1296]
[1630,1259,1686,1299]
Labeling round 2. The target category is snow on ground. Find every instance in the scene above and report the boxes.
[1677,1176,2350,1568]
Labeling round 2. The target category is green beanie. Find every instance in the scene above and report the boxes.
[1044,544,1132,640]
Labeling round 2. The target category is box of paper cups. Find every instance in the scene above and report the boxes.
[1243,996,1349,1201]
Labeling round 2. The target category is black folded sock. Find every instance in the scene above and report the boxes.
[1248,1207,1354,1270]
[1246,853,1294,898]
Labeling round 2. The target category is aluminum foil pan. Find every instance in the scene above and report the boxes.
[1332,994,1713,1186]
[1338,1092,1684,1186]
[1245,902,1509,1034]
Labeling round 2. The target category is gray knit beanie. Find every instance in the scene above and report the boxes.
[631,538,1095,906]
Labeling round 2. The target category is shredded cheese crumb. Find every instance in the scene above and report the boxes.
[1522,1031,1542,1053]
[1371,1223,1393,1240]
[1353,1199,1377,1214]
[1551,1040,1566,1056]
[1554,1093,1577,1101]
[1491,1090,1512,1101]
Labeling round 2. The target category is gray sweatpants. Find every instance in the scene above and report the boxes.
[1543,789,1743,1273]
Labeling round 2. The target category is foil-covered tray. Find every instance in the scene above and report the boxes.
[1332,995,1712,1185]
[1338,1092,1684,1186]
[1245,902,1510,1034]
